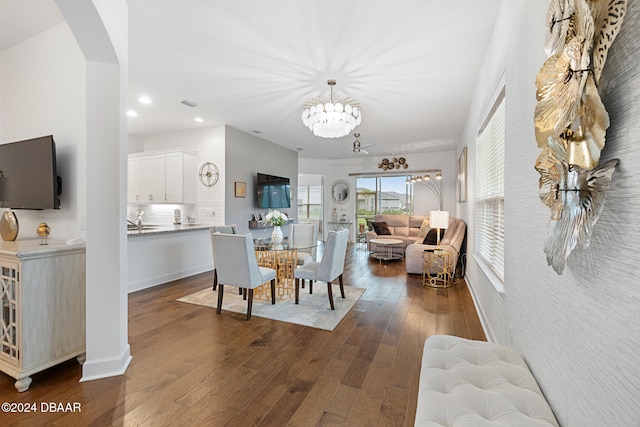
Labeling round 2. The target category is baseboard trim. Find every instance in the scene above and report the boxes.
[463,274,497,343]
[80,344,132,382]
[128,264,212,293]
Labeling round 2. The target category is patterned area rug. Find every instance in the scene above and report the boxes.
[177,284,365,331]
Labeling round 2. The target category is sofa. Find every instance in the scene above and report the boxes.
[365,214,466,275]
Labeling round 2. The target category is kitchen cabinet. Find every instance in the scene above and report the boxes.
[127,149,196,204]
[0,240,86,392]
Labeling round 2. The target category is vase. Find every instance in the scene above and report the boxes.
[271,225,283,246]
[0,211,19,241]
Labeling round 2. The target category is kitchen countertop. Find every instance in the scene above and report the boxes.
[127,223,214,237]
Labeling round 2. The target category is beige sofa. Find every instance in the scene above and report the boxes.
[365,214,466,275]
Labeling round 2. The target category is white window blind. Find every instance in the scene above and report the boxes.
[475,92,505,281]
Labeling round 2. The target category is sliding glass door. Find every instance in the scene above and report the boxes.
[356,175,413,230]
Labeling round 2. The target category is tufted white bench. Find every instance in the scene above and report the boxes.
[415,335,559,426]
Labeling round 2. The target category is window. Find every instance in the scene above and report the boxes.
[356,175,413,229]
[475,90,505,281]
[297,185,322,220]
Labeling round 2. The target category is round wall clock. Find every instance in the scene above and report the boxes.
[199,162,219,187]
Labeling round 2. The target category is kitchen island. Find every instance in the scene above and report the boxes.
[127,224,214,293]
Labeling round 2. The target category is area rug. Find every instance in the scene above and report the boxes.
[177,285,365,331]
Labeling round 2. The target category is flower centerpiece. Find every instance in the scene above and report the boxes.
[265,209,288,227]
[265,209,288,246]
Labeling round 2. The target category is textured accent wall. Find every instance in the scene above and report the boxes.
[464,1,640,425]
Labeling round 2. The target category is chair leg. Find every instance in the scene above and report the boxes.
[270,279,276,305]
[295,278,300,304]
[301,279,305,289]
[243,288,247,300]
[339,274,345,299]
[327,282,335,310]
[240,288,244,296]
[216,284,224,314]
[309,280,314,294]
[212,268,217,291]
[246,289,254,320]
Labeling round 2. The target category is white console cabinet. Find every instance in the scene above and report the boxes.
[127,148,197,204]
[0,239,86,392]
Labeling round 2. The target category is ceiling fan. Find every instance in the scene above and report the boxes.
[352,133,374,154]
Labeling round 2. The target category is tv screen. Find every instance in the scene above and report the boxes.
[0,135,61,210]
[256,173,290,209]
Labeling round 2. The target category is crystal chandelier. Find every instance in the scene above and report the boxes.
[301,80,362,138]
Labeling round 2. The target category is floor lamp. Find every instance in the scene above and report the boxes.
[429,210,449,247]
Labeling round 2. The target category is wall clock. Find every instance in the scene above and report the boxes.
[198,162,219,187]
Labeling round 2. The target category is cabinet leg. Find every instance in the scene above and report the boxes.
[15,376,32,392]
[77,353,86,365]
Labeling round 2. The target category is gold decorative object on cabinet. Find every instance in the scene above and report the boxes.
[0,211,19,241]
[534,0,627,274]
[37,222,51,245]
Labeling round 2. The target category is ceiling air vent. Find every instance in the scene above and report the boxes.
[181,100,198,108]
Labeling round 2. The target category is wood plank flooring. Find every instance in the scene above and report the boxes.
[0,245,485,426]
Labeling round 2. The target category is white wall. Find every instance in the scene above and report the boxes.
[0,23,86,240]
[461,1,640,425]
[136,124,226,224]
[299,150,456,241]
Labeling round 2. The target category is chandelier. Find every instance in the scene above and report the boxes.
[301,80,362,138]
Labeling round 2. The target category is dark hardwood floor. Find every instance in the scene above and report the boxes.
[0,245,485,426]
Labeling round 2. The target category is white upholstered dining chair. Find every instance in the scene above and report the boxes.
[211,224,238,291]
[210,233,276,320]
[294,228,349,310]
[291,223,318,266]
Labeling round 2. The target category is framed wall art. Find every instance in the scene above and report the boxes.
[234,181,246,198]
[457,146,467,202]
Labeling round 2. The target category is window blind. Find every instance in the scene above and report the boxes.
[475,93,505,280]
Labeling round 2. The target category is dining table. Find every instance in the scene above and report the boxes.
[252,238,317,302]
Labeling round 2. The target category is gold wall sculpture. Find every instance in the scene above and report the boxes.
[534,0,627,274]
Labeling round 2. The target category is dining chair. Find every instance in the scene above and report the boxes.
[211,224,238,291]
[291,223,318,266]
[294,228,349,310]
[210,233,276,320]
[212,224,238,234]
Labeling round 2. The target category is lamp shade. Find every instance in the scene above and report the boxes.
[429,210,449,230]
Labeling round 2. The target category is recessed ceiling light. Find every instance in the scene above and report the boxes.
[194,117,204,123]
[127,110,138,117]
[138,96,152,104]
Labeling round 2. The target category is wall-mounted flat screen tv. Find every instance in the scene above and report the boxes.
[0,135,61,209]
[256,173,290,209]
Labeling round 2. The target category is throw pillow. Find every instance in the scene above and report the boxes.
[372,221,392,235]
[418,218,430,238]
[423,228,444,245]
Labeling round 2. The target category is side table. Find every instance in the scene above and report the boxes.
[327,221,353,242]
[356,232,367,250]
[422,249,453,288]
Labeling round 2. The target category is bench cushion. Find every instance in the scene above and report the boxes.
[415,335,559,427]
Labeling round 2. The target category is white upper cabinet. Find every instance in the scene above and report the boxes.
[128,149,197,204]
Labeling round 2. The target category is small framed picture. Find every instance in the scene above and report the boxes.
[235,181,246,198]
